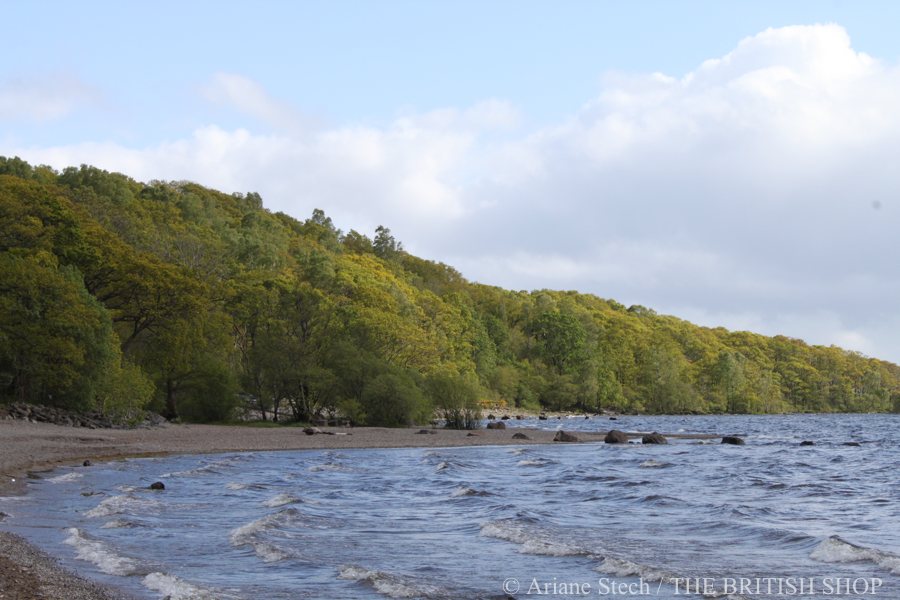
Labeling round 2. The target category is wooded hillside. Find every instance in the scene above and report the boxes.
[2,156,897,423]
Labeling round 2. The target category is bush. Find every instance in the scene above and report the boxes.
[426,372,482,429]
[361,372,431,427]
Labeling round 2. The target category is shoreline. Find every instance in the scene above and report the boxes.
[0,419,714,599]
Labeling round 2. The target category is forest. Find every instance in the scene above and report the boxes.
[1,156,898,425]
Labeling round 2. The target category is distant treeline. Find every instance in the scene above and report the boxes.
[1,156,898,424]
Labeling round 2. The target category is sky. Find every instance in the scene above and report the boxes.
[3,1,900,362]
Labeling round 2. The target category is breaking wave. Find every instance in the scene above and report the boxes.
[811,536,900,575]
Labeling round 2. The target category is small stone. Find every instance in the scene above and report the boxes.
[721,436,745,445]
[553,431,579,442]
[82,460,92,467]
[604,430,629,444]
[512,432,530,440]
[642,432,667,445]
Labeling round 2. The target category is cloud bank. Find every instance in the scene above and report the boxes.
[10,24,900,361]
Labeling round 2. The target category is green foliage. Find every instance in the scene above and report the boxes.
[426,371,482,429]
[362,371,431,427]
[1,156,898,422]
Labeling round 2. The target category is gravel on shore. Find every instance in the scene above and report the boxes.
[0,531,137,600]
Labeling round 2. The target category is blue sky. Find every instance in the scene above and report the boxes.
[3,2,900,363]
[7,1,900,142]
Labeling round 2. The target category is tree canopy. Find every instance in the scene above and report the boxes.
[2,156,898,423]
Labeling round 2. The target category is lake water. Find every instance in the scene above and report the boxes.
[2,414,899,599]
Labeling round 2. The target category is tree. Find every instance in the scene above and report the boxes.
[373,225,402,259]
[0,253,150,413]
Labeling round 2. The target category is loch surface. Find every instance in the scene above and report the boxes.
[2,414,898,599]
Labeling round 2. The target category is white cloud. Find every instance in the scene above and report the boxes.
[201,72,307,132]
[0,75,96,122]
[11,24,900,362]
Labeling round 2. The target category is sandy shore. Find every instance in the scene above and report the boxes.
[0,419,713,599]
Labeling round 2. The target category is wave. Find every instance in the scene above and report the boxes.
[101,518,146,529]
[638,460,670,469]
[143,572,226,600]
[811,536,900,575]
[228,507,333,563]
[450,486,491,498]
[46,472,84,483]
[597,558,752,599]
[480,520,589,557]
[225,482,268,491]
[339,565,446,599]
[160,458,237,478]
[309,463,349,472]
[63,528,140,576]
[85,494,162,518]
[516,458,557,467]
[263,493,301,507]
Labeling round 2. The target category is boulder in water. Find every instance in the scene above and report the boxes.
[604,430,629,444]
[500,415,510,420]
[642,432,667,445]
[82,460,92,467]
[486,421,506,430]
[149,481,165,490]
[538,414,548,420]
[799,440,816,446]
[721,436,745,445]
[512,432,530,440]
[487,414,496,420]
[843,441,861,447]
[553,430,579,442]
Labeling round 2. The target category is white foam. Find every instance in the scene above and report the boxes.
[434,462,450,472]
[46,472,84,483]
[226,482,249,490]
[263,493,300,508]
[339,565,442,599]
[639,460,669,469]
[480,521,586,557]
[811,536,900,575]
[85,494,161,518]
[143,572,221,599]
[596,557,673,583]
[507,448,527,455]
[64,528,138,576]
